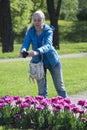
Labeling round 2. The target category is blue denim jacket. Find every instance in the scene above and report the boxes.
[20,24,60,67]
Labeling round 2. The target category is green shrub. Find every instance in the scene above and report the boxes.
[77,8,87,21]
[59,21,87,42]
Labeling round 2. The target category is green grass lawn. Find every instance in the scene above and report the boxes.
[0,42,87,98]
[0,42,87,59]
[0,56,87,98]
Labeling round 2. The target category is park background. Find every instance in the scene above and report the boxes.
[0,0,87,98]
[0,0,87,129]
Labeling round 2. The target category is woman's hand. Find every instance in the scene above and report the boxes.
[20,50,39,58]
[20,52,23,58]
[20,51,29,58]
[28,50,39,56]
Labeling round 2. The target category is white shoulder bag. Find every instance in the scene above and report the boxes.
[29,39,44,80]
[29,61,44,80]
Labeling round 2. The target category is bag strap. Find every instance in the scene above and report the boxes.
[41,38,44,62]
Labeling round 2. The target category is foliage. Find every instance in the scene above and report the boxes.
[30,0,47,19]
[59,20,87,42]
[0,95,87,129]
[77,8,87,21]
[10,0,48,35]
[10,0,32,34]
[10,0,82,36]
[77,0,87,21]
[78,0,87,9]
[60,0,78,20]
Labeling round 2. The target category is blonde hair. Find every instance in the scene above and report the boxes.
[28,10,45,29]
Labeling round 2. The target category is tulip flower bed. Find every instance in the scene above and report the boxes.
[0,95,87,130]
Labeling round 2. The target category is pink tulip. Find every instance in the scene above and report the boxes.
[84,102,87,108]
[4,95,13,104]
[78,109,84,114]
[36,105,44,110]
[0,103,4,108]
[64,98,72,104]
[13,96,21,100]
[16,98,23,105]
[41,99,50,107]
[35,96,44,101]
[64,104,71,110]
[14,114,22,119]
[71,107,80,114]
[81,117,87,123]
[52,103,63,110]
[20,102,29,109]
[51,97,58,103]
[77,100,86,106]
[0,98,5,103]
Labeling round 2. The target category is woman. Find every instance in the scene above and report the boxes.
[20,10,67,98]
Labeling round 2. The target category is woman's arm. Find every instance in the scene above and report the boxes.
[36,30,53,54]
[20,30,31,52]
[20,30,31,57]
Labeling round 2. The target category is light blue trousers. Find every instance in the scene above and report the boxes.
[36,63,67,98]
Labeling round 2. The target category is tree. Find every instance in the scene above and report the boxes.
[10,0,32,35]
[0,0,14,53]
[78,0,87,9]
[60,0,78,21]
[30,0,47,20]
[46,0,62,49]
[77,0,87,21]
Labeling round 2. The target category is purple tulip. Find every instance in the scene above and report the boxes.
[20,102,29,109]
[13,96,21,100]
[14,114,22,119]
[77,100,86,106]
[52,103,63,110]
[57,96,64,100]
[4,95,13,104]
[69,104,76,108]
[35,96,44,101]
[25,96,33,101]
[0,103,4,108]
[84,102,87,108]
[25,98,31,104]
[41,99,50,107]
[25,96,32,98]
[53,108,59,113]
[0,98,5,103]
[36,105,44,110]
[78,109,84,114]
[81,117,87,123]
[16,98,23,105]
[25,97,33,103]
[64,104,71,110]
[51,97,59,103]
[64,98,72,104]
[71,107,80,114]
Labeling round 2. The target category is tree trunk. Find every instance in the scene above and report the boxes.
[50,15,59,49]
[46,0,62,49]
[0,0,14,53]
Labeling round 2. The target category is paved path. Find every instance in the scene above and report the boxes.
[0,52,87,63]
[69,91,87,104]
[0,52,87,104]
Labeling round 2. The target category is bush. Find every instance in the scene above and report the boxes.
[0,95,87,129]
[59,21,87,42]
[77,8,87,21]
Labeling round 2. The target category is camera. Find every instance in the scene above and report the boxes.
[22,51,29,58]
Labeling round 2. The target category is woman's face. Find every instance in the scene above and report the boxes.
[33,14,44,30]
